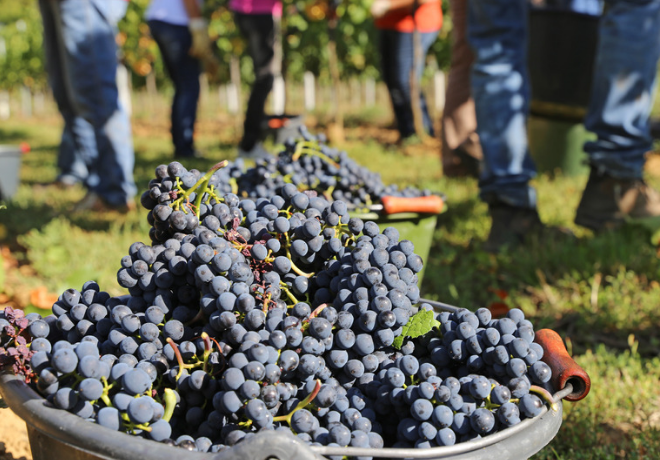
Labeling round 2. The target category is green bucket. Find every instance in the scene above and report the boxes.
[348,211,438,288]
[528,116,595,176]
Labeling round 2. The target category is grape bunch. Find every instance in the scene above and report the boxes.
[351,306,553,447]
[0,159,554,456]
[138,128,438,246]
[235,126,436,208]
[0,307,42,381]
[139,160,246,243]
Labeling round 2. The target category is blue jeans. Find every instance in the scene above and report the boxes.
[379,29,439,139]
[468,0,660,209]
[148,20,201,157]
[39,0,135,206]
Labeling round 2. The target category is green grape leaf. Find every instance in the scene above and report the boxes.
[393,309,440,350]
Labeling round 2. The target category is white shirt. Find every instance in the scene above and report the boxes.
[146,0,202,26]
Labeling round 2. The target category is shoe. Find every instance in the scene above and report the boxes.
[238,143,273,161]
[34,176,80,190]
[574,169,660,231]
[484,204,545,253]
[71,191,136,214]
[443,146,482,179]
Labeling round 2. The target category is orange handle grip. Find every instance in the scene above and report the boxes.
[380,195,444,215]
[535,329,591,402]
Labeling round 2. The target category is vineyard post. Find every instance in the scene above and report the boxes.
[304,71,316,112]
[434,69,445,113]
[365,77,375,107]
[0,91,9,120]
[229,54,242,130]
[272,14,285,115]
[34,91,45,115]
[20,86,32,118]
[218,85,226,112]
[146,72,157,114]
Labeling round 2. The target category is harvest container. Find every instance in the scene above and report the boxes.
[527,8,600,176]
[528,116,593,177]
[0,312,590,460]
[0,145,22,200]
[528,8,599,121]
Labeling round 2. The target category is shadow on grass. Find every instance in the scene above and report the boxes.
[0,202,58,249]
[424,193,660,358]
[0,128,31,144]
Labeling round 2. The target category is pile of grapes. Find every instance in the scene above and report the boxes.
[234,127,437,208]
[0,160,554,456]
[146,126,435,212]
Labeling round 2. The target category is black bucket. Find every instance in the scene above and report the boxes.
[528,8,600,122]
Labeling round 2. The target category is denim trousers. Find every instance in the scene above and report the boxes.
[379,29,439,139]
[468,0,660,209]
[39,0,136,206]
[148,20,201,158]
[234,13,276,152]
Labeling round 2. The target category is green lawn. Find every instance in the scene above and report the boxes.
[1,112,660,459]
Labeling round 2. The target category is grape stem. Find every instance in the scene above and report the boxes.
[307,303,328,321]
[186,307,206,326]
[206,335,227,376]
[279,283,300,305]
[166,337,199,381]
[162,388,177,422]
[291,141,340,169]
[99,376,113,408]
[133,423,152,432]
[272,379,322,426]
[530,385,559,412]
[171,160,229,218]
[201,332,213,373]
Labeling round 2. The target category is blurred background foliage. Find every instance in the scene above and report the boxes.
[0,0,451,90]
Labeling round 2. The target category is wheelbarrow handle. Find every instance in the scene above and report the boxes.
[535,329,591,402]
[380,195,444,215]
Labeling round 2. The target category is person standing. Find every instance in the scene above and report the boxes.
[441,0,482,178]
[468,0,660,251]
[371,0,442,142]
[38,0,136,212]
[147,0,217,159]
[230,0,283,160]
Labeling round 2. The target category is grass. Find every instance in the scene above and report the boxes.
[2,109,660,459]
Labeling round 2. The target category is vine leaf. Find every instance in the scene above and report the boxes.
[393,309,440,350]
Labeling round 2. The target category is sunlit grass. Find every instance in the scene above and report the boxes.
[1,113,660,459]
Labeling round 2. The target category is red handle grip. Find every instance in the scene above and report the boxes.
[380,195,444,215]
[535,329,591,402]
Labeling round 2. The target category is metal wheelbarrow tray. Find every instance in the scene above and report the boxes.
[0,301,590,460]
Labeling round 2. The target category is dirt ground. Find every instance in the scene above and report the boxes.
[0,409,32,460]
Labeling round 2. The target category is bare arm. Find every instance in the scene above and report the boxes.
[183,0,202,19]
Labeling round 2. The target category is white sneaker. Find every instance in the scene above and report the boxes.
[237,143,273,161]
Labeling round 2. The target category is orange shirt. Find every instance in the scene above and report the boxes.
[374,0,443,33]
